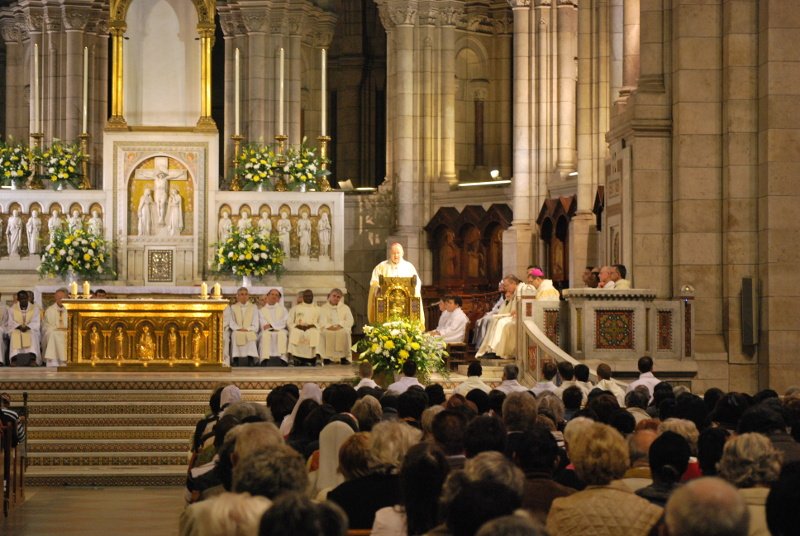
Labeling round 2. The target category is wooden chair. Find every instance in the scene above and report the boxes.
[346,530,372,536]
[445,320,471,371]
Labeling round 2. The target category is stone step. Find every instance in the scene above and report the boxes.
[29,415,200,428]
[27,452,189,467]
[26,402,211,415]
[24,465,187,487]
[22,390,270,402]
[29,439,190,454]
[28,427,194,441]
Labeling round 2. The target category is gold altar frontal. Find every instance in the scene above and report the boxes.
[62,298,229,370]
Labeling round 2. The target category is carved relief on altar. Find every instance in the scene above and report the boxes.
[129,156,193,238]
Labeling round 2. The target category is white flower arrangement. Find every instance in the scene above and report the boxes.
[38,226,113,278]
[0,141,33,185]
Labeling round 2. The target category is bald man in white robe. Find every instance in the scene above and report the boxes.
[317,288,354,365]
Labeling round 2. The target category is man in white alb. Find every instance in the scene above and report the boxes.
[226,287,261,366]
[7,290,42,366]
[259,288,289,366]
[43,288,69,367]
[368,242,422,324]
[317,288,354,365]
[288,289,320,366]
[429,296,469,344]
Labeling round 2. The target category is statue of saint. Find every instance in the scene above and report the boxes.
[68,209,82,233]
[48,208,64,243]
[191,326,204,359]
[167,326,178,358]
[138,189,154,236]
[88,209,103,236]
[89,326,100,360]
[297,212,312,257]
[26,209,42,255]
[237,209,252,233]
[257,211,272,237]
[167,189,184,236]
[6,209,22,256]
[218,211,232,242]
[318,212,331,258]
[440,229,458,278]
[115,326,126,360]
[138,325,156,360]
[277,211,291,255]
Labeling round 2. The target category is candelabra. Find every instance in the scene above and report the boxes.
[79,132,92,189]
[274,134,288,192]
[28,132,44,189]
[230,134,244,191]
[317,135,332,192]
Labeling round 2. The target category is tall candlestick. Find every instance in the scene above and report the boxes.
[33,42,39,132]
[234,48,240,136]
[82,46,88,133]
[278,47,284,135]
[321,48,327,136]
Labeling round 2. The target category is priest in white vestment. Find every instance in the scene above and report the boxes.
[7,290,42,365]
[368,242,423,324]
[317,288,354,365]
[475,276,520,359]
[430,296,469,343]
[43,288,69,367]
[259,288,289,366]
[288,289,321,365]
[226,287,261,366]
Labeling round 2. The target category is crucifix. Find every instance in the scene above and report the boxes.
[134,157,187,226]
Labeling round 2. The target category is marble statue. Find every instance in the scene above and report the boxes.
[26,209,42,255]
[88,209,103,236]
[138,189,154,236]
[257,211,272,237]
[167,189,184,236]
[68,209,82,233]
[218,211,232,241]
[49,208,64,242]
[318,212,331,258]
[6,209,22,255]
[154,171,169,225]
[277,211,292,255]
[237,209,252,233]
[298,212,312,257]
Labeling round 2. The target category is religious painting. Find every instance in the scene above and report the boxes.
[128,156,193,237]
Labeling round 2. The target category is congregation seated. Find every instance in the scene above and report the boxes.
[287,289,320,366]
[317,288,354,365]
[453,361,492,396]
[42,288,68,367]
[226,287,261,366]
[258,288,289,367]
[354,361,379,390]
[7,289,42,366]
[428,295,469,344]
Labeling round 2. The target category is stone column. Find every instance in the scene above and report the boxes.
[440,15,457,186]
[287,16,302,144]
[0,18,23,139]
[63,7,89,140]
[242,11,268,141]
[621,0,640,94]
[609,0,623,100]
[556,1,578,172]
[503,0,533,277]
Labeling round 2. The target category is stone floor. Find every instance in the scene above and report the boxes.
[1,486,185,536]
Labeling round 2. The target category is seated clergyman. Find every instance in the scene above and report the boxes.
[259,288,289,367]
[317,288,354,365]
[43,288,69,367]
[288,289,320,366]
[227,287,261,366]
[7,289,42,366]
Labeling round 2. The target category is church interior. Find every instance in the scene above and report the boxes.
[1,0,800,534]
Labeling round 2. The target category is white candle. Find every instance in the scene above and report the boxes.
[234,48,240,136]
[33,42,39,132]
[83,281,91,298]
[212,283,221,297]
[321,48,327,136]
[70,281,78,297]
[82,46,88,133]
[201,282,208,297]
[278,47,284,135]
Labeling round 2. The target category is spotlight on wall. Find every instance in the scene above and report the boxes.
[568,171,578,177]
[490,169,501,180]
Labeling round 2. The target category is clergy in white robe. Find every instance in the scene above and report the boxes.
[430,296,470,343]
[368,242,423,324]
[317,289,354,364]
[226,287,261,366]
[259,288,289,365]
[476,276,520,359]
[288,290,320,364]
[43,288,69,367]
[7,290,42,365]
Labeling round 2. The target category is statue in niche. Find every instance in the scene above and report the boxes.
[115,326,126,360]
[154,172,169,225]
[89,326,100,360]
[26,209,42,255]
[68,209,82,233]
[237,209,252,233]
[167,326,178,358]
[277,211,291,255]
[218,211,232,242]
[439,229,458,278]
[297,212,312,257]
[6,209,22,256]
[88,209,103,236]
[49,208,64,242]
[138,189,154,236]
[191,326,204,359]
[318,212,331,258]
[167,189,184,236]
[257,211,272,237]
[138,325,156,360]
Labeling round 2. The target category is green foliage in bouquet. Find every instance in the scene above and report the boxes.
[39,226,113,278]
[214,226,285,277]
[284,138,329,187]
[235,142,281,190]
[0,140,33,185]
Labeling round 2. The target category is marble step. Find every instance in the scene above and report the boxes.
[28,427,194,441]
[26,402,212,415]
[27,451,189,467]
[29,414,201,428]
[28,439,190,454]
[24,465,187,487]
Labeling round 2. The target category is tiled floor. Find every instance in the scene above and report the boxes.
[1,487,185,536]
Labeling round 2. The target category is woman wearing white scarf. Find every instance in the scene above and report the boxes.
[311,420,356,498]
[279,383,323,436]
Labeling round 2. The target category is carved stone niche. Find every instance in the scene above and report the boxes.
[424,203,512,292]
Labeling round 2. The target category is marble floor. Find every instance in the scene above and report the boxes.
[1,486,185,536]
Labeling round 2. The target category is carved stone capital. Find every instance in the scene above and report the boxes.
[25,12,44,32]
[507,0,531,8]
[376,0,418,30]
[63,8,90,31]
[0,21,23,43]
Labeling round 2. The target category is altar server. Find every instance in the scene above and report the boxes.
[7,289,42,366]
[288,289,320,366]
[227,287,261,366]
[317,288,354,365]
[43,288,69,367]
[259,288,289,366]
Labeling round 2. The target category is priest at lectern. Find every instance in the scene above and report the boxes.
[368,243,422,324]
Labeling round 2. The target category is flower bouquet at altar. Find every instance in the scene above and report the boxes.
[36,141,84,190]
[235,142,281,191]
[284,138,330,191]
[38,226,113,279]
[214,227,285,278]
[356,320,448,384]
[0,140,33,188]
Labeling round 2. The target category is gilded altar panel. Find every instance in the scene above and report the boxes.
[62,298,228,369]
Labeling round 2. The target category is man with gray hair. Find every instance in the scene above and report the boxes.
[496,364,528,394]
[664,477,749,536]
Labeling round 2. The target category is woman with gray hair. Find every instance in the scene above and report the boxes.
[718,433,783,536]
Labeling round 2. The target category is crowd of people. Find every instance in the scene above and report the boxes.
[180,356,800,536]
